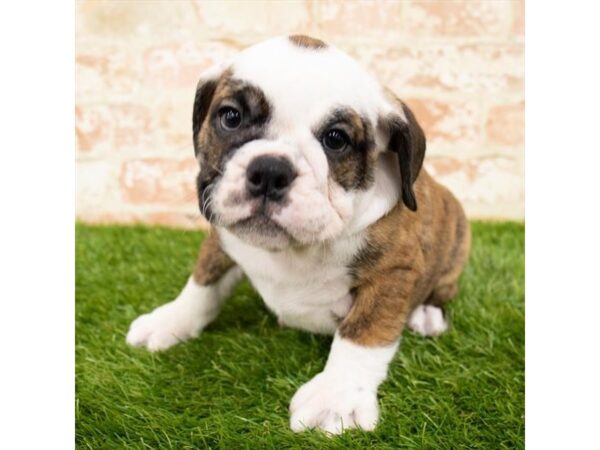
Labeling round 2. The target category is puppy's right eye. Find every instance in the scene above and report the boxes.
[219,107,242,130]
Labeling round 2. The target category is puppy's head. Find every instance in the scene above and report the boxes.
[193,36,425,250]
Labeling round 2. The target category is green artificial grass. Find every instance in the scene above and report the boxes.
[76,221,524,449]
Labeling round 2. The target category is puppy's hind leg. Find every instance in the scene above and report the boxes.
[409,215,471,337]
[126,231,242,352]
[407,284,457,337]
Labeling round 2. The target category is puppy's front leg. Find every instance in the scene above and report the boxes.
[126,231,242,352]
[290,269,419,434]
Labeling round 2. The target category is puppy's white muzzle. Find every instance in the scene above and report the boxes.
[209,139,352,249]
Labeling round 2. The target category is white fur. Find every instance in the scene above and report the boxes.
[290,333,398,434]
[126,268,243,351]
[407,305,448,337]
[344,152,401,235]
[218,227,364,334]
[232,37,396,128]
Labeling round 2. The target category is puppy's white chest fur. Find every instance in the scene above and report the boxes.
[218,228,365,334]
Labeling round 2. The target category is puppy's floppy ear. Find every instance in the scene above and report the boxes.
[192,64,228,156]
[192,80,217,156]
[379,101,426,212]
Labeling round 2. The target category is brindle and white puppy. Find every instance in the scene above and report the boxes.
[127,35,471,434]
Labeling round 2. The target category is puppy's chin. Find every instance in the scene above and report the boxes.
[228,215,295,251]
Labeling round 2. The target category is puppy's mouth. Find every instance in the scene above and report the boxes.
[229,211,295,250]
[233,212,286,235]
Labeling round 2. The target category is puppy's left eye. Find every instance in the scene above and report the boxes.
[322,129,349,153]
[219,107,242,130]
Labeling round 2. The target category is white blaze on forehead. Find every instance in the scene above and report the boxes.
[230,36,389,130]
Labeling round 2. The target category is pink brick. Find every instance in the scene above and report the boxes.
[315,0,403,39]
[76,46,141,98]
[143,41,240,90]
[403,98,482,146]
[119,158,198,205]
[486,102,525,146]
[196,1,311,36]
[354,43,524,95]
[513,0,525,36]
[403,0,512,37]
[426,157,479,181]
[156,100,194,151]
[75,105,112,152]
[113,104,154,151]
[425,155,523,219]
[76,101,194,155]
[76,1,198,38]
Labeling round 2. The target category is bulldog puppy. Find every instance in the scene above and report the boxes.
[127,35,471,434]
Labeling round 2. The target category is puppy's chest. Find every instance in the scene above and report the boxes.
[219,229,365,334]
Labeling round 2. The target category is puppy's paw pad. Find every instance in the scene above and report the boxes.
[408,305,448,337]
[126,302,200,352]
[289,373,378,435]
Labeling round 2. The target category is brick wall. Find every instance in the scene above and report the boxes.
[76,0,524,229]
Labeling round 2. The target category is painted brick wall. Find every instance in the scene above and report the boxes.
[76,0,524,229]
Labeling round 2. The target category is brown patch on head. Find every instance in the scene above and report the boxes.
[313,107,376,190]
[289,34,327,50]
[192,71,272,222]
[340,171,471,346]
[193,230,235,285]
[195,72,271,162]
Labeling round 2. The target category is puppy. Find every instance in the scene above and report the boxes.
[127,35,470,434]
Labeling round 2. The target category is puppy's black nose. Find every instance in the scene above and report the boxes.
[246,156,296,201]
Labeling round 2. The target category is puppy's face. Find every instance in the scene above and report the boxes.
[193,36,425,250]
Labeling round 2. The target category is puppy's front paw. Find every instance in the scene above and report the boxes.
[289,372,379,434]
[126,301,203,352]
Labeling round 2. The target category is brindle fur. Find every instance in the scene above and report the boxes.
[193,72,271,219]
[312,107,377,190]
[341,170,471,346]
[192,231,235,286]
[289,34,327,50]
